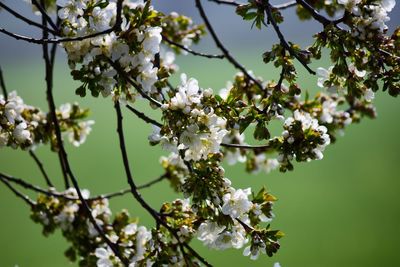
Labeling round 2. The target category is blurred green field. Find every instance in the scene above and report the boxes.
[0,53,399,267]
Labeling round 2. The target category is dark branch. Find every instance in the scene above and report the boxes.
[126,105,163,128]
[264,2,316,75]
[0,175,35,207]
[39,8,69,189]
[195,0,264,90]
[29,150,54,187]
[295,0,343,26]
[39,9,128,264]
[207,0,241,6]
[208,0,297,10]
[0,66,8,100]
[162,34,224,59]
[115,101,212,266]
[108,60,163,107]
[0,172,166,202]
[0,27,116,44]
[115,101,161,217]
[0,0,124,45]
[221,142,271,149]
[274,0,297,10]
[0,2,58,35]
[31,0,59,33]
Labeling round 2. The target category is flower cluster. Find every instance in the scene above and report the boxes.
[339,0,396,39]
[152,74,228,162]
[55,0,207,102]
[161,12,206,53]
[4,0,399,265]
[221,130,247,165]
[317,64,374,102]
[196,181,282,260]
[159,152,189,192]
[0,91,93,150]
[30,186,278,266]
[58,0,162,99]
[276,110,331,170]
[31,188,155,266]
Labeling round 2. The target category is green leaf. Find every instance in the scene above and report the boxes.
[244,12,258,20]
[214,94,223,103]
[96,1,109,9]
[254,122,270,140]
[239,114,254,134]
[75,85,86,97]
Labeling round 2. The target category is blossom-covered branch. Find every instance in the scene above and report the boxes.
[0,0,398,265]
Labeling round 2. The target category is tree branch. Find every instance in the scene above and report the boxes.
[264,1,316,75]
[208,0,241,7]
[195,0,264,90]
[274,0,297,10]
[0,66,8,100]
[0,2,58,35]
[115,101,212,266]
[115,101,161,217]
[31,0,59,33]
[29,150,54,187]
[125,105,163,128]
[162,34,224,59]
[39,7,128,264]
[221,142,271,149]
[0,172,166,202]
[1,0,124,45]
[108,60,163,107]
[295,0,343,26]
[208,0,297,10]
[0,175,35,207]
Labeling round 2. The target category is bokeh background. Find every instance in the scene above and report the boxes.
[0,1,399,266]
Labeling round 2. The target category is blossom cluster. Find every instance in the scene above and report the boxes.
[277,110,331,170]
[5,0,398,265]
[54,0,206,102]
[0,91,93,150]
[58,0,162,99]
[30,179,281,265]
[151,74,228,162]
[338,0,396,39]
[31,188,155,266]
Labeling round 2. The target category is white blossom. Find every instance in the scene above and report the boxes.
[95,247,115,267]
[221,187,252,219]
[252,154,279,174]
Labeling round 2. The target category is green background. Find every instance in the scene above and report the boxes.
[0,52,399,267]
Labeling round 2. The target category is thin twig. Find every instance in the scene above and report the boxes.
[208,0,297,10]
[109,60,163,107]
[264,1,316,75]
[208,0,241,6]
[115,101,161,217]
[195,0,264,90]
[115,102,212,266]
[31,0,59,33]
[295,0,343,26]
[126,105,163,128]
[0,27,115,44]
[0,2,58,35]
[39,8,69,189]
[0,66,8,100]
[274,0,297,10]
[162,35,224,59]
[29,150,54,187]
[221,142,271,149]
[39,6,128,263]
[0,172,166,202]
[1,0,123,45]
[0,176,35,207]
